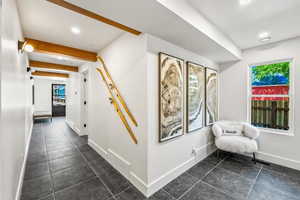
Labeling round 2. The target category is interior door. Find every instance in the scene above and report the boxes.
[52,84,66,116]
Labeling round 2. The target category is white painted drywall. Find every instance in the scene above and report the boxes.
[0,0,33,199]
[146,34,218,195]
[33,77,66,114]
[66,73,81,135]
[219,37,300,170]
[81,33,219,196]
[86,33,149,193]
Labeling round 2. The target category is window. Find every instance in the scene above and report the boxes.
[249,60,293,133]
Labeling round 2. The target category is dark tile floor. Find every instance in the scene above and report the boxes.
[21,117,300,200]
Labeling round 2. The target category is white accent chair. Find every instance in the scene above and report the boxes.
[212,121,260,163]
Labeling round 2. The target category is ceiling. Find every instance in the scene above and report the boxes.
[188,0,300,49]
[17,0,123,53]
[18,0,300,66]
[29,52,86,67]
[17,0,243,64]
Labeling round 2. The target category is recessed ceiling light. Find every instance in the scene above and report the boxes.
[239,0,252,6]
[24,44,34,52]
[57,56,63,60]
[258,32,271,42]
[71,26,80,34]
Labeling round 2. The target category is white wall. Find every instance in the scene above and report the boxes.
[220,37,300,170]
[146,35,218,195]
[34,77,66,113]
[0,0,33,199]
[86,33,149,194]
[82,33,219,197]
[66,73,82,135]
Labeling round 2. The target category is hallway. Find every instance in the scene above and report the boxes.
[21,117,135,200]
[21,118,300,200]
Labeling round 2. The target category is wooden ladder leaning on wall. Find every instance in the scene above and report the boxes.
[96,56,138,144]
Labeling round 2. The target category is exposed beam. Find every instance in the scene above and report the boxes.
[32,71,69,78]
[47,0,141,35]
[25,38,97,62]
[30,60,78,72]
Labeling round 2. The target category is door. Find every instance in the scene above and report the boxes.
[52,84,66,116]
[82,72,88,134]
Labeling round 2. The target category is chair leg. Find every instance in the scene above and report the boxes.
[252,152,257,164]
[216,149,220,160]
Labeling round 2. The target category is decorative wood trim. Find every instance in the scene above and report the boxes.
[29,60,78,72]
[32,71,69,78]
[47,0,141,35]
[25,38,97,62]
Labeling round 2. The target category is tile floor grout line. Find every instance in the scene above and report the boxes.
[161,188,176,200]
[66,130,117,200]
[43,123,57,200]
[198,180,240,200]
[246,164,263,199]
[177,155,228,200]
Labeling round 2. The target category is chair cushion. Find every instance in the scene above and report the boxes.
[215,136,258,154]
[218,122,244,136]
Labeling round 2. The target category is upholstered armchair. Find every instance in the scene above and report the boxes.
[212,121,260,163]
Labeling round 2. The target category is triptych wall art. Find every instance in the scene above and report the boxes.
[159,52,218,142]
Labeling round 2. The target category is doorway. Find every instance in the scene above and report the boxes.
[52,84,66,116]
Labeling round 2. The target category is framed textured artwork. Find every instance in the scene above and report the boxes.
[186,62,205,132]
[159,53,184,142]
[205,68,218,125]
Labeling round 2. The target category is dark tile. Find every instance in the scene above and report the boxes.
[231,153,263,168]
[163,172,198,199]
[255,169,300,199]
[187,159,216,180]
[27,151,48,165]
[78,144,93,152]
[71,136,88,147]
[202,167,253,199]
[39,194,55,200]
[24,162,50,180]
[180,181,235,200]
[47,146,80,161]
[149,189,175,200]
[21,175,52,200]
[249,181,298,200]
[115,187,145,200]
[28,143,45,154]
[46,142,74,152]
[55,177,112,200]
[202,151,229,165]
[89,157,112,176]
[264,162,300,179]
[52,165,96,191]
[97,162,131,195]
[79,146,103,162]
[218,157,261,180]
[49,154,86,173]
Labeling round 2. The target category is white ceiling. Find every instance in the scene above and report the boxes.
[188,0,300,49]
[17,0,123,53]
[18,0,243,63]
[29,52,86,66]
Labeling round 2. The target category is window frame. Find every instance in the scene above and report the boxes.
[247,58,295,136]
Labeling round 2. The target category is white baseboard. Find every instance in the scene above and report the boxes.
[257,151,300,171]
[15,122,33,200]
[65,119,84,136]
[88,139,215,197]
[145,143,216,197]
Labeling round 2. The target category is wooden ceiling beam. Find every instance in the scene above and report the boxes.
[47,0,141,35]
[25,38,97,62]
[29,60,78,72]
[32,71,69,78]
